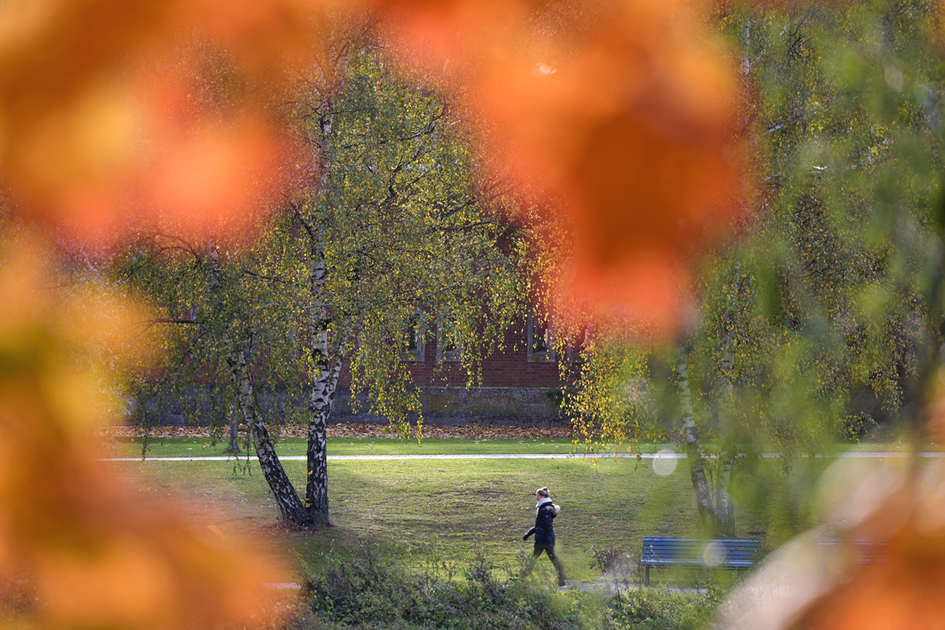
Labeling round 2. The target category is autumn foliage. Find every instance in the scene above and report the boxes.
[0,0,745,313]
[469,1,743,335]
[3,0,940,629]
[374,0,745,335]
[0,0,315,248]
[0,237,290,629]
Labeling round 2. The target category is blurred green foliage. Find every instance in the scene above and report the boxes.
[567,0,945,528]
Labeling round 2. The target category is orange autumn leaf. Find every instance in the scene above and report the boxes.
[468,0,744,336]
[360,0,748,338]
[371,0,538,81]
[0,0,320,249]
[0,237,293,630]
[803,462,945,630]
[805,533,945,630]
[718,457,945,630]
[794,381,945,630]
[177,0,330,74]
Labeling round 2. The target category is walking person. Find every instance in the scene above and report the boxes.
[522,486,566,586]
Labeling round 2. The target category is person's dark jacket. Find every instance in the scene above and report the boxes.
[523,499,558,546]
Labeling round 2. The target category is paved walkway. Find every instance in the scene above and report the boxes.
[265,578,694,594]
[105,451,945,462]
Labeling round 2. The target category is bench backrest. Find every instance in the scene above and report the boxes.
[641,536,762,569]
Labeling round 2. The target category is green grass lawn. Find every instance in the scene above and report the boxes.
[108,446,832,587]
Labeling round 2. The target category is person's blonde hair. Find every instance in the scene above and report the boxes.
[535,487,550,498]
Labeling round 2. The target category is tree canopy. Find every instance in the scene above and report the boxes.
[120,41,528,526]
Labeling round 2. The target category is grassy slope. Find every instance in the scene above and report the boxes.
[110,449,830,585]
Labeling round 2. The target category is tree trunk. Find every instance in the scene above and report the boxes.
[715,312,738,535]
[306,327,344,527]
[676,346,720,534]
[228,343,313,526]
[228,420,240,453]
[715,441,738,536]
[303,225,351,527]
[299,105,345,528]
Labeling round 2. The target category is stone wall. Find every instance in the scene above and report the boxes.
[135,385,570,428]
[332,386,568,427]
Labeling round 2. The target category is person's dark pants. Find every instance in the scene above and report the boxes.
[524,543,566,586]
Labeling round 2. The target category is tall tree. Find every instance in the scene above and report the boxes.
[121,39,527,527]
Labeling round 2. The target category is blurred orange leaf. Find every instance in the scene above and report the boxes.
[467,0,744,336]
[0,0,319,249]
[718,457,945,630]
[0,237,292,630]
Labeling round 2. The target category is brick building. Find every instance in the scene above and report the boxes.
[142,314,572,429]
[332,313,572,427]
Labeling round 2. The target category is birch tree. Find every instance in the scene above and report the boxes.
[121,40,527,527]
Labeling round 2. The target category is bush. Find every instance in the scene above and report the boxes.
[298,545,726,630]
[303,545,584,629]
[589,545,636,583]
[604,588,722,630]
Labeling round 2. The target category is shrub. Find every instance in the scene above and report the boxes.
[301,544,723,630]
[304,545,581,629]
[589,545,636,583]
[604,588,721,630]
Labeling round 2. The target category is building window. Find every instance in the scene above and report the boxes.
[436,315,463,362]
[527,311,555,362]
[400,312,425,362]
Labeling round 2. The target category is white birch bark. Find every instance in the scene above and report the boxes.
[676,345,720,534]
[302,108,338,527]
[305,247,341,527]
[228,343,312,525]
[207,254,313,526]
[306,325,345,527]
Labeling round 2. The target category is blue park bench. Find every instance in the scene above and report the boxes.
[640,536,763,586]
